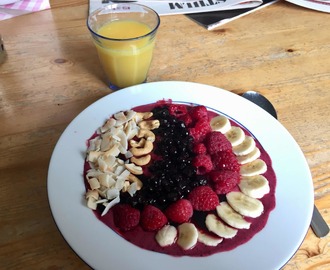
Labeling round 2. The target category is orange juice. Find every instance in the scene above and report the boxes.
[95,20,156,88]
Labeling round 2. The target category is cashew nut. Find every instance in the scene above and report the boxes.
[125,163,143,175]
[130,140,153,156]
[138,120,160,130]
[137,129,155,142]
[128,174,143,190]
[135,112,153,122]
[130,138,146,148]
[131,154,151,166]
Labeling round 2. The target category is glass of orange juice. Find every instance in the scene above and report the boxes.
[87,3,160,90]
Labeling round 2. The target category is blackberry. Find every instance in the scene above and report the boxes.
[152,105,170,118]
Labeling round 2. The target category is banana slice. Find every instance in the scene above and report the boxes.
[240,159,267,176]
[216,202,251,229]
[198,230,223,246]
[177,223,198,250]
[236,147,261,164]
[155,225,177,247]
[205,214,238,239]
[226,191,264,218]
[225,126,245,146]
[232,136,256,156]
[210,115,231,134]
[239,175,270,199]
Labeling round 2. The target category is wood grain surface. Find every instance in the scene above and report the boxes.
[0,0,329,269]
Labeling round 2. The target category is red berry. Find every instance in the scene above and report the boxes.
[209,170,241,194]
[192,154,213,175]
[168,104,188,117]
[165,199,193,224]
[204,131,232,155]
[189,105,209,121]
[193,143,207,154]
[112,204,140,231]
[140,205,168,231]
[189,120,211,143]
[212,151,240,172]
[179,113,193,127]
[188,186,219,211]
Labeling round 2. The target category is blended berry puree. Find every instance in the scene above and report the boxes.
[83,101,276,257]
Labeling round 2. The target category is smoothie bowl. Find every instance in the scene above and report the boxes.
[48,81,313,270]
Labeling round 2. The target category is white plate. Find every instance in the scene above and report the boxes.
[286,0,330,13]
[48,81,313,270]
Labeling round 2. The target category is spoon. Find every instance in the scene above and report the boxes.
[242,90,329,238]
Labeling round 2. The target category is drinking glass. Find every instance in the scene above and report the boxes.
[87,3,160,90]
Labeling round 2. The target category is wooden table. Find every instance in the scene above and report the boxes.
[1,0,329,269]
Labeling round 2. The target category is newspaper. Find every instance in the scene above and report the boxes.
[89,0,264,16]
[187,0,277,30]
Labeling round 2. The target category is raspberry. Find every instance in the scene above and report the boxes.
[192,154,213,175]
[204,131,232,155]
[164,199,193,224]
[189,119,211,143]
[187,186,219,211]
[179,113,193,127]
[140,205,168,231]
[189,105,209,121]
[209,170,241,194]
[193,143,207,154]
[212,151,240,172]
[168,104,188,117]
[112,204,140,231]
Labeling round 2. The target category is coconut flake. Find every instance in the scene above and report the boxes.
[98,173,116,188]
[86,169,103,179]
[97,157,108,172]
[88,177,100,190]
[115,177,126,190]
[101,196,120,216]
[124,150,133,159]
[95,199,108,204]
[125,110,136,122]
[87,197,97,210]
[85,189,99,200]
[106,188,120,200]
[128,182,138,196]
[87,151,102,163]
[87,137,101,152]
[101,118,116,133]
[104,143,120,158]
[117,130,128,150]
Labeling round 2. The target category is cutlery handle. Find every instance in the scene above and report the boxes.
[310,205,329,238]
